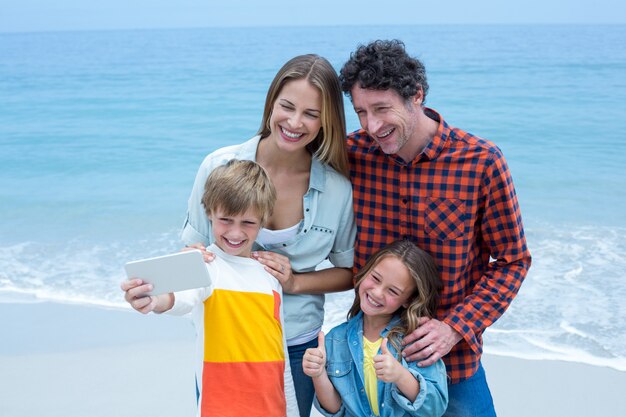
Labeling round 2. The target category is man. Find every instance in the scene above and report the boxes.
[340,39,531,416]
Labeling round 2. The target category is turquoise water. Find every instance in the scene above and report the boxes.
[1,25,625,370]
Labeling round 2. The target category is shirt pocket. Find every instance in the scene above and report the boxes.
[327,360,355,394]
[307,225,336,246]
[424,196,467,240]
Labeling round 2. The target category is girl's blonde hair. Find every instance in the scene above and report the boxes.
[257,54,349,178]
[348,239,442,353]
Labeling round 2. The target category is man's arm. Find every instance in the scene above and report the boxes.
[403,148,532,365]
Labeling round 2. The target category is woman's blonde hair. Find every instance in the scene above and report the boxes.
[257,54,349,177]
[202,159,276,226]
[348,240,442,354]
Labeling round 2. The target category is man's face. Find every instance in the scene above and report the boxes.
[351,86,421,160]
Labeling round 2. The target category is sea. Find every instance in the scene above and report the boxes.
[1,25,625,371]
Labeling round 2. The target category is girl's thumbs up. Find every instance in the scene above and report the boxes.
[381,337,391,355]
[318,330,325,351]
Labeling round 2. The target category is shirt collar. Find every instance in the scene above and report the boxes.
[420,107,449,162]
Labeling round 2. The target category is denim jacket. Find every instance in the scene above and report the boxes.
[315,312,448,417]
[181,135,356,341]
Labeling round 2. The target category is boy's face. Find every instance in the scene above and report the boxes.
[208,206,262,258]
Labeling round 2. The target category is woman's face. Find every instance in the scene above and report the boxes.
[268,78,322,153]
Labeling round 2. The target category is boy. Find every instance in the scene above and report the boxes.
[122,159,299,417]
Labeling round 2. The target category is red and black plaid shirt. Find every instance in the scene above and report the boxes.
[347,108,531,383]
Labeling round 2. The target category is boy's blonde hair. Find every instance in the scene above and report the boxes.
[201,159,276,226]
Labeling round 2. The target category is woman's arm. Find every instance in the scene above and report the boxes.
[251,251,353,294]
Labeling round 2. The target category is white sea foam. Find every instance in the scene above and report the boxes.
[1,223,625,372]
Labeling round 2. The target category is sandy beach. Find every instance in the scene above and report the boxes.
[1,301,624,417]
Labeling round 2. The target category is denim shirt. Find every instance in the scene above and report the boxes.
[181,135,356,340]
[315,312,449,417]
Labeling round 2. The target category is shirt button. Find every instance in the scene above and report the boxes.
[335,370,339,374]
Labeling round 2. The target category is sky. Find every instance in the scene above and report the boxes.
[1,0,625,33]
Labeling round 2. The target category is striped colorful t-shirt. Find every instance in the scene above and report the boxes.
[167,244,298,417]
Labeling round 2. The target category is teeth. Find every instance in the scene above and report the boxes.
[281,127,303,139]
[378,128,393,138]
[367,294,382,307]
[226,239,243,246]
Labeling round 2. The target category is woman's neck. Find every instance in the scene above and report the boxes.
[256,135,312,174]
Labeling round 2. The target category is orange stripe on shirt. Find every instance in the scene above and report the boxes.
[201,361,286,417]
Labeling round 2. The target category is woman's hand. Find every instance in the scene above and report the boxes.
[251,250,296,293]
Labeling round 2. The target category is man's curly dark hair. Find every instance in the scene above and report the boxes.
[339,39,428,103]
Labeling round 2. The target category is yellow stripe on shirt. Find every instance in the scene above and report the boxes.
[203,289,284,362]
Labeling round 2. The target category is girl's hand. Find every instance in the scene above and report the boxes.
[183,243,215,263]
[251,251,296,292]
[302,332,326,378]
[374,338,405,383]
[121,278,158,314]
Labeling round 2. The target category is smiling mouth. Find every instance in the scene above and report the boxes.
[223,238,245,248]
[376,128,394,139]
[281,126,304,140]
[366,293,382,308]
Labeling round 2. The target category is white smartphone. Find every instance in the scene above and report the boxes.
[124,250,211,296]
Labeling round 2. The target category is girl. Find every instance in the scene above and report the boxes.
[303,240,449,417]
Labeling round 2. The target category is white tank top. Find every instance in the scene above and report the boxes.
[256,221,301,245]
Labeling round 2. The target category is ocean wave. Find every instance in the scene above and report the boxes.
[1,223,625,372]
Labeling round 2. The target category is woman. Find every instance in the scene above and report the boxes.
[182,54,356,417]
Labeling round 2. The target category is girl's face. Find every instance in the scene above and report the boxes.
[268,78,322,153]
[358,255,416,319]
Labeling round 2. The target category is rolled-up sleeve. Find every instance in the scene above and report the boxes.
[389,359,448,417]
[328,180,356,269]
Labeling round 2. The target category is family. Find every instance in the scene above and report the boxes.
[122,39,532,417]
